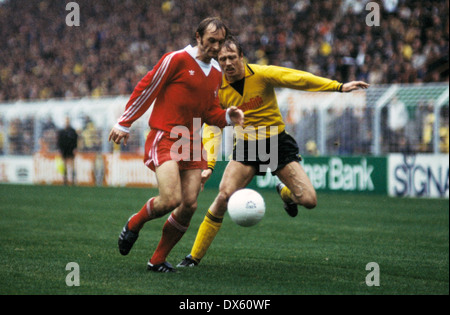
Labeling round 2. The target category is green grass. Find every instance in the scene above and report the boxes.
[0,184,448,295]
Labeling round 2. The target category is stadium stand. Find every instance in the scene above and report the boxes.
[0,0,448,101]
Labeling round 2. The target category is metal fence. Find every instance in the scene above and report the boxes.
[281,82,449,156]
[0,83,448,157]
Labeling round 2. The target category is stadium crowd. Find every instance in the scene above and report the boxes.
[0,0,448,102]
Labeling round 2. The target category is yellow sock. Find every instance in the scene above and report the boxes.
[190,210,223,262]
[280,185,293,203]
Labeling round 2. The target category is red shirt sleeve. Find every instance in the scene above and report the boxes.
[117,52,177,128]
[203,100,228,129]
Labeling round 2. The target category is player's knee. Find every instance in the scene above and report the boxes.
[301,192,317,210]
[216,191,228,203]
[160,197,182,213]
[290,189,317,209]
[175,202,197,225]
[182,200,198,214]
[216,190,232,211]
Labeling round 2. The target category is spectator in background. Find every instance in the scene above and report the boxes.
[40,116,58,153]
[0,118,5,155]
[8,118,23,155]
[306,140,319,156]
[57,117,78,185]
[440,120,449,153]
[420,103,438,153]
[295,108,318,155]
[22,117,35,155]
[337,107,359,155]
[81,121,101,152]
[388,95,408,152]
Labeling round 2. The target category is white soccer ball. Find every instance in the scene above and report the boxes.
[227,188,265,227]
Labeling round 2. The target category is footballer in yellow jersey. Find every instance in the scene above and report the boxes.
[219,62,343,140]
[178,36,369,267]
[203,62,345,170]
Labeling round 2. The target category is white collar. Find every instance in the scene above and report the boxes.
[184,45,221,75]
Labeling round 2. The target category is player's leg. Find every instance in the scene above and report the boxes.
[275,161,317,210]
[148,168,202,270]
[270,131,316,215]
[128,160,182,231]
[118,160,182,256]
[180,161,256,266]
[172,168,203,225]
[210,161,256,217]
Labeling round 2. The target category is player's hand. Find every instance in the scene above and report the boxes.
[227,106,244,126]
[342,81,370,92]
[108,126,130,146]
[200,169,213,191]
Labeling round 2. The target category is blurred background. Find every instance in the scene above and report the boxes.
[0,0,448,189]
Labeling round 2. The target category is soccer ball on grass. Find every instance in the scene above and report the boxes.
[227,188,265,227]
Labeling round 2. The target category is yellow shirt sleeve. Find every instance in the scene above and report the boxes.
[202,124,223,170]
[260,65,343,92]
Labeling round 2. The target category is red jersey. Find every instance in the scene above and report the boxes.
[117,45,227,139]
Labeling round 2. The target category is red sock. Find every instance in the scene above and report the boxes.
[128,198,155,233]
[150,213,188,265]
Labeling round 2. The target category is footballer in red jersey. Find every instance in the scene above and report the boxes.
[109,17,244,273]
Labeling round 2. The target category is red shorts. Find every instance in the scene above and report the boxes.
[144,129,207,172]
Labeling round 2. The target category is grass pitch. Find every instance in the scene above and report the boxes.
[0,184,448,295]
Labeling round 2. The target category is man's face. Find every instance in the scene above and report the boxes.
[218,43,244,83]
[196,24,226,63]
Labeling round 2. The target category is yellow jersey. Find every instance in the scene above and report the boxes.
[204,64,343,170]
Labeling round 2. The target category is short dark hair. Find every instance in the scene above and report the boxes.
[222,35,244,56]
[196,17,230,39]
